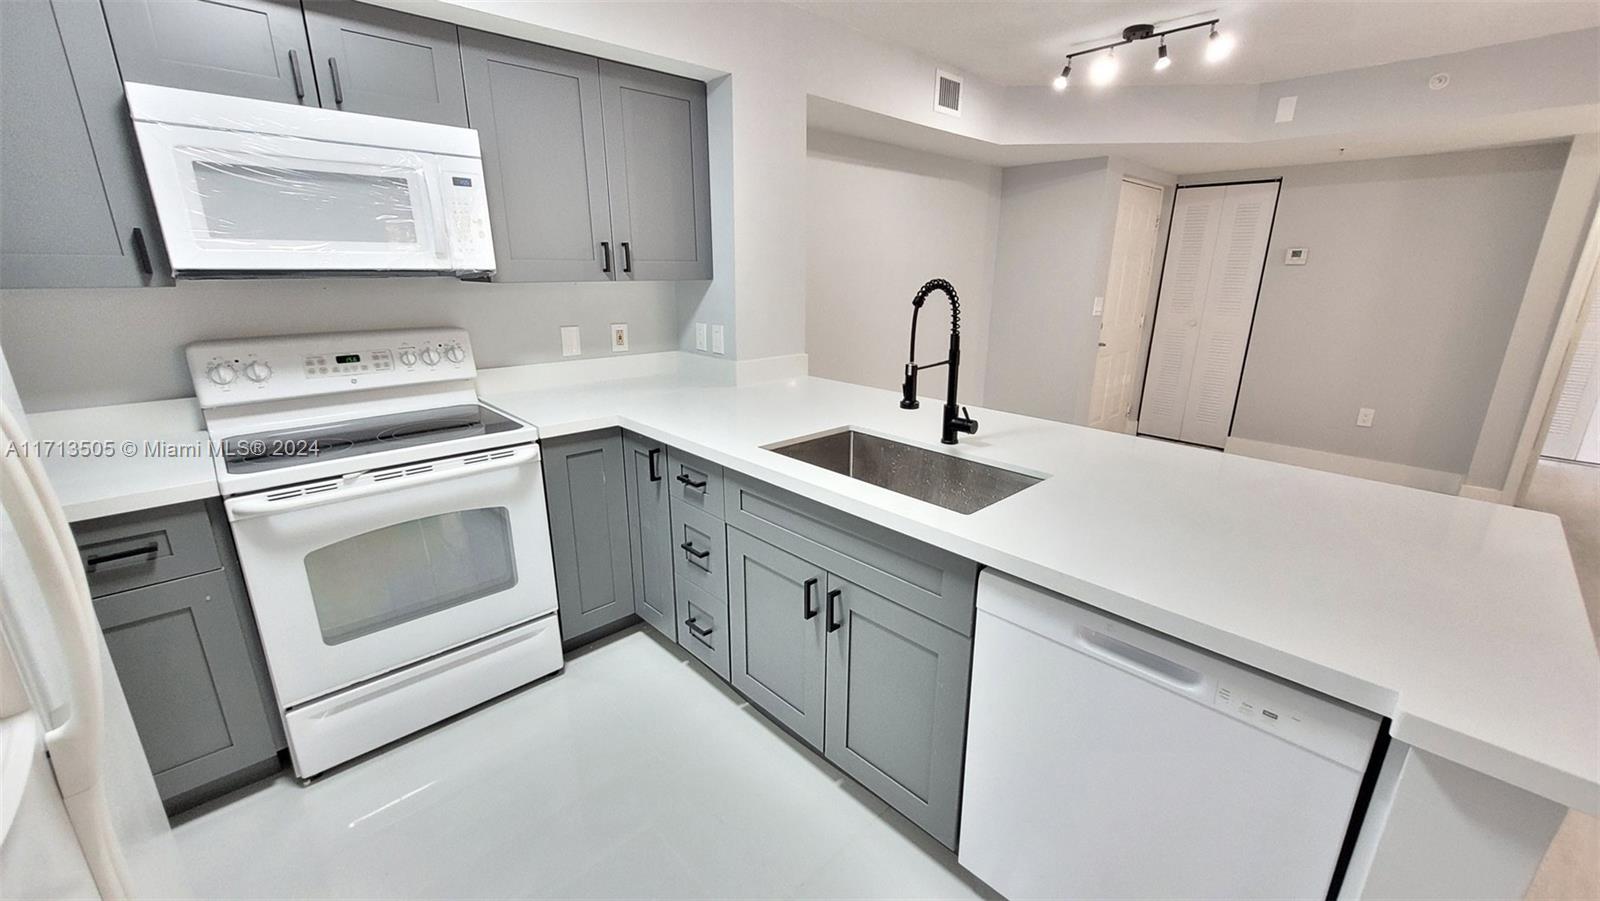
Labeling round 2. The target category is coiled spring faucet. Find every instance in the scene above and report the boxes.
[900,278,979,445]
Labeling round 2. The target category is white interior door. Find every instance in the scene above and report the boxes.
[1542,268,1600,464]
[1089,180,1165,433]
[1140,182,1278,448]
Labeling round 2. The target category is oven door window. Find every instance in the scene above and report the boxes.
[303,508,517,645]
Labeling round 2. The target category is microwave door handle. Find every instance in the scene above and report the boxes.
[227,443,540,521]
[413,165,449,266]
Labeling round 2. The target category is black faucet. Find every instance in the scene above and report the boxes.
[900,278,979,445]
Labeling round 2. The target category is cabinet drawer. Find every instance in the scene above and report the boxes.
[73,502,221,598]
[675,575,730,681]
[671,502,727,601]
[724,473,977,636]
[667,447,723,517]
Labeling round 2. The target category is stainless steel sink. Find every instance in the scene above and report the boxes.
[766,429,1043,514]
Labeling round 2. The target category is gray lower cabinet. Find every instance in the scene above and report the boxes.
[301,0,467,125]
[622,433,676,639]
[727,528,828,748]
[598,62,714,281]
[0,0,168,288]
[542,431,636,643]
[460,30,615,282]
[100,0,315,105]
[823,574,970,849]
[73,500,281,813]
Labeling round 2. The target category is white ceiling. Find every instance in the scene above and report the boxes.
[795,0,1600,87]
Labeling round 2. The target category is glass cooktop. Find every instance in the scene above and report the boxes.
[222,403,526,474]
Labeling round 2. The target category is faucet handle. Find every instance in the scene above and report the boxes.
[958,406,979,435]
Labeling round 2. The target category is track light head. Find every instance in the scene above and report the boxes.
[1089,47,1119,86]
[1206,25,1235,63]
[1052,63,1071,91]
[1154,40,1170,71]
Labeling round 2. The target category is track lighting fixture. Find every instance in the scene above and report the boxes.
[1051,17,1231,88]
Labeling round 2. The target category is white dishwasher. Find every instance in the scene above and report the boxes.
[959,571,1381,900]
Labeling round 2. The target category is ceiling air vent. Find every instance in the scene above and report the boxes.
[934,70,962,116]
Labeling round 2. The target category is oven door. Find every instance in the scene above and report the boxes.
[133,120,452,273]
[224,443,557,708]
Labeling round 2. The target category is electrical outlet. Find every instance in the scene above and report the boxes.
[560,326,581,357]
[694,322,708,352]
[1356,407,1375,428]
[711,324,725,355]
[610,323,629,353]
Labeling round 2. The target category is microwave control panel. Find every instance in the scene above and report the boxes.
[188,328,475,408]
[441,162,495,272]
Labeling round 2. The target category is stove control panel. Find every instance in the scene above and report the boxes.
[187,328,476,409]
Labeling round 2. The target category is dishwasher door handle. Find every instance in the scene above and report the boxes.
[1075,627,1204,692]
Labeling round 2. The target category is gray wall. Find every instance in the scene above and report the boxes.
[805,130,1001,404]
[0,278,682,411]
[1194,142,1568,475]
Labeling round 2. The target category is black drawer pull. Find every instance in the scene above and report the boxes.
[130,227,153,276]
[826,588,843,633]
[685,616,714,639]
[803,577,819,619]
[648,447,662,481]
[680,541,711,560]
[675,473,707,491]
[85,542,159,571]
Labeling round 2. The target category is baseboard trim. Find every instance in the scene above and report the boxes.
[1223,437,1465,495]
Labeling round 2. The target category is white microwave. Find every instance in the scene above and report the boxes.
[124,82,494,278]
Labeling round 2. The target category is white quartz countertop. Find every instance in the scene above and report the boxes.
[29,399,217,522]
[482,374,1599,815]
[29,369,1598,812]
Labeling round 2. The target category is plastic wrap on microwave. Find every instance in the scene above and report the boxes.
[123,84,495,278]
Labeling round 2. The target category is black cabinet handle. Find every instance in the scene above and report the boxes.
[826,588,842,633]
[680,541,711,560]
[84,542,159,571]
[620,241,633,273]
[675,472,707,491]
[685,616,713,638]
[328,57,344,104]
[647,447,662,481]
[803,577,819,619]
[600,241,612,273]
[130,228,153,276]
[288,50,306,100]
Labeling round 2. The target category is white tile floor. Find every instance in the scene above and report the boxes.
[171,627,998,900]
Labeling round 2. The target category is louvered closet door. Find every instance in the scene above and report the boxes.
[1542,269,1600,463]
[1139,186,1224,441]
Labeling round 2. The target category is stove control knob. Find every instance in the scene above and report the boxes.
[398,349,418,367]
[207,362,238,385]
[420,347,441,366]
[444,344,466,364]
[244,361,273,383]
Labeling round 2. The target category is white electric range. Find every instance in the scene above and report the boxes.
[187,328,562,779]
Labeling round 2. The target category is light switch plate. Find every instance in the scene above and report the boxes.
[695,322,708,352]
[610,323,629,352]
[1092,296,1105,316]
[711,324,725,355]
[1356,407,1375,428]
[560,326,581,357]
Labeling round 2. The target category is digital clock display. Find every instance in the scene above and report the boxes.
[335,354,361,364]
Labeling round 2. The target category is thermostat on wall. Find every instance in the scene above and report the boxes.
[1284,247,1308,266]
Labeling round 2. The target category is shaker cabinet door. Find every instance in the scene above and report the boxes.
[1,0,167,288]
[623,433,676,639]
[461,30,615,282]
[598,61,713,281]
[727,529,827,749]
[100,0,314,104]
[302,0,467,125]
[823,575,971,849]
[543,431,636,643]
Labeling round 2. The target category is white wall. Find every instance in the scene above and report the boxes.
[805,130,1001,404]
[0,279,678,411]
[1193,143,1569,477]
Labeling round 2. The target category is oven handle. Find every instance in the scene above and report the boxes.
[227,443,540,521]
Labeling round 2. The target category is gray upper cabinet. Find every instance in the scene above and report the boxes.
[727,528,827,748]
[622,433,676,639]
[461,30,615,282]
[598,62,713,281]
[0,0,168,288]
[301,1,467,126]
[100,0,315,105]
[543,431,636,643]
[823,574,971,849]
